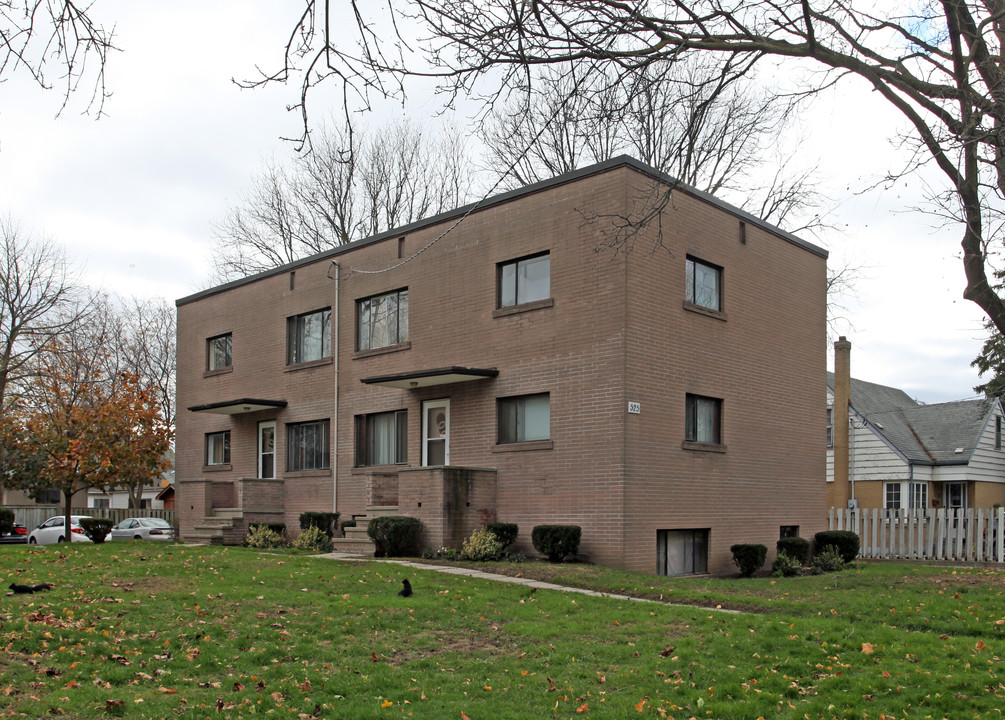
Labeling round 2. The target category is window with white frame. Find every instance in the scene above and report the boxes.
[910,482,928,509]
[685,394,722,445]
[207,333,232,371]
[357,290,408,351]
[498,252,550,308]
[826,407,833,447]
[206,431,231,466]
[497,393,550,444]
[685,256,722,312]
[884,482,902,510]
[355,410,407,466]
[287,419,331,471]
[997,416,1002,450]
[287,308,331,364]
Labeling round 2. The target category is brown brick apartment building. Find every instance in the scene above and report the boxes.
[176,156,828,576]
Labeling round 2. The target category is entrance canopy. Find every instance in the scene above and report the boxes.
[361,366,498,390]
[188,398,288,415]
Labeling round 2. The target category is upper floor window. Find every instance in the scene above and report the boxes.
[287,419,331,471]
[207,333,232,371]
[685,394,722,445]
[685,257,721,312]
[826,407,834,447]
[497,393,550,444]
[287,308,331,364]
[357,289,408,351]
[996,416,1002,450]
[499,253,550,308]
[206,430,231,466]
[355,410,408,466]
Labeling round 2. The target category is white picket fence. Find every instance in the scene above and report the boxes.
[827,506,1005,563]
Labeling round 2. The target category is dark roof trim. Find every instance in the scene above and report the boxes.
[178,156,827,307]
[361,366,498,390]
[188,398,288,415]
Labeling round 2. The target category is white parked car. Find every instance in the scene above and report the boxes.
[28,516,93,545]
[110,517,175,541]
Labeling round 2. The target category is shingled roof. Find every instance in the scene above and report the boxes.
[827,372,997,466]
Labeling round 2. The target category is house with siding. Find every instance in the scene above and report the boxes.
[176,156,828,576]
[827,360,1005,510]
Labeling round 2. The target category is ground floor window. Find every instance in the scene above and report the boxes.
[287,419,331,471]
[884,482,902,510]
[91,498,110,509]
[355,410,407,466]
[497,393,550,444]
[779,525,799,539]
[206,430,231,466]
[885,481,929,510]
[657,529,709,576]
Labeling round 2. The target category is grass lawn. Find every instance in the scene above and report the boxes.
[1,544,1003,719]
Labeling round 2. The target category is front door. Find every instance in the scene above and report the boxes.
[422,399,450,466]
[259,421,276,479]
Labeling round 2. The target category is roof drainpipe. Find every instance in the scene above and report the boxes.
[328,260,340,518]
[833,337,852,511]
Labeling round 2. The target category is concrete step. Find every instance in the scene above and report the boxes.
[330,537,375,554]
[213,508,244,520]
[364,506,400,518]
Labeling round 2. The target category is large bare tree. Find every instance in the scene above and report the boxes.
[0,216,86,417]
[480,60,823,233]
[211,118,474,281]
[266,1,1005,338]
[1,0,114,114]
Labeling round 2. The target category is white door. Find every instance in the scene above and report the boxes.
[259,421,276,479]
[422,399,449,466]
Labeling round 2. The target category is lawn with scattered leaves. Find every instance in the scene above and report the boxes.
[2,545,1003,719]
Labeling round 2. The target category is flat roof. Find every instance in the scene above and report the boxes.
[178,155,828,307]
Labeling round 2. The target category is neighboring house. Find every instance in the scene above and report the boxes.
[176,156,828,576]
[87,450,176,510]
[826,369,1005,511]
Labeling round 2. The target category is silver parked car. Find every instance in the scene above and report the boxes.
[110,517,175,541]
[28,516,93,545]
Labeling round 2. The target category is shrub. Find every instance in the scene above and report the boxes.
[531,525,581,562]
[485,522,518,551]
[771,551,803,578]
[299,512,340,539]
[0,508,14,535]
[367,516,423,557]
[292,525,333,553]
[462,528,503,561]
[776,537,811,565]
[813,530,859,563]
[730,543,768,577]
[244,524,285,549]
[811,545,846,573]
[79,517,114,544]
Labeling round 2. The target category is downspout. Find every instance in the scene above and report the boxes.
[329,261,340,516]
[849,414,856,504]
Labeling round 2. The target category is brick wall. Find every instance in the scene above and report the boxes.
[176,158,827,575]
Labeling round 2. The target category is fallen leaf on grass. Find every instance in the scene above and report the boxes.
[635,697,648,712]
[576,702,589,713]
[547,677,557,692]
[105,700,125,709]
[861,643,875,655]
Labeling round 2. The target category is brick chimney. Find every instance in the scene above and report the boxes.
[832,337,852,508]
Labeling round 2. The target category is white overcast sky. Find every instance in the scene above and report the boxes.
[0,1,990,405]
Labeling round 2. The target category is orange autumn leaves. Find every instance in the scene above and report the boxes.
[2,337,171,502]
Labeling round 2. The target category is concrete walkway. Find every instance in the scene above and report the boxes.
[315,551,741,613]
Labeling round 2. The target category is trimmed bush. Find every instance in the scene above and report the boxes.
[292,525,333,553]
[367,516,423,557]
[531,525,581,562]
[0,508,14,535]
[80,517,114,544]
[811,545,846,573]
[730,543,767,577]
[485,522,518,551]
[245,524,285,549]
[813,530,859,563]
[299,512,340,539]
[771,551,803,578]
[776,537,811,566]
[462,528,503,561]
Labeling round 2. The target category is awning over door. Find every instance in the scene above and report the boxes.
[361,366,498,390]
[188,398,288,415]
